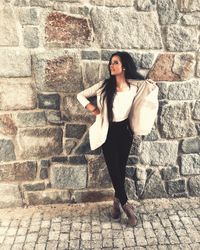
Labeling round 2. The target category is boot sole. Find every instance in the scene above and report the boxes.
[110,211,121,220]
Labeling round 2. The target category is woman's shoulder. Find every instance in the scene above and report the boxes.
[127,79,144,87]
[127,78,156,87]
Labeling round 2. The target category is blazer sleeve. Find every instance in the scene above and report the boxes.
[77,81,104,108]
[129,80,159,135]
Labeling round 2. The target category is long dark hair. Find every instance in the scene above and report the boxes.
[100,51,145,122]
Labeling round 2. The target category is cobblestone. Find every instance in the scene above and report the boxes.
[0,197,199,249]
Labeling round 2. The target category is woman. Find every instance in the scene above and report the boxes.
[77,51,158,226]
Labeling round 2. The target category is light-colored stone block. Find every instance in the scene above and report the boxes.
[32,51,82,92]
[17,127,63,159]
[139,141,179,165]
[160,102,197,139]
[51,163,87,189]
[90,8,163,49]
[0,49,31,77]
[165,26,198,51]
[0,183,22,208]
[25,189,71,205]
[0,80,36,111]
[0,4,19,46]
[181,154,200,175]
[71,188,114,203]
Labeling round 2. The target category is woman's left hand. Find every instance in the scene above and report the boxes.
[93,108,100,116]
[146,79,156,85]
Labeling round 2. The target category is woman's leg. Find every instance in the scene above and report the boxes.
[118,123,133,186]
[102,122,131,206]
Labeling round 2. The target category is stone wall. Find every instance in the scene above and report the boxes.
[0,0,200,208]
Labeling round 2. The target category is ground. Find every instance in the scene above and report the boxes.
[0,197,200,250]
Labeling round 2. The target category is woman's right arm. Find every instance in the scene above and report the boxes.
[77,81,103,115]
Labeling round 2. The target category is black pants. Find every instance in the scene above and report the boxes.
[102,118,133,206]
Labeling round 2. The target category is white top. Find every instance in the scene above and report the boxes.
[112,86,137,122]
[76,79,159,150]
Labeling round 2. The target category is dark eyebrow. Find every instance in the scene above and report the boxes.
[111,60,120,63]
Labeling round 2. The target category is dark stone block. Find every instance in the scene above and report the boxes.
[136,181,145,198]
[51,155,87,165]
[101,50,117,61]
[127,156,138,165]
[62,95,95,123]
[126,166,136,179]
[51,157,68,163]
[172,192,189,198]
[16,111,46,127]
[0,139,16,162]
[81,50,100,60]
[161,165,179,180]
[38,93,60,110]
[181,137,200,154]
[70,6,90,16]
[101,50,141,67]
[167,179,186,196]
[40,168,48,180]
[188,176,200,196]
[39,160,50,179]
[130,137,141,155]
[68,155,87,165]
[64,139,77,154]
[141,171,168,199]
[146,168,154,177]
[125,177,138,200]
[129,52,142,68]
[195,123,200,135]
[40,159,50,168]
[143,130,159,141]
[141,53,155,69]
[74,133,101,155]
[65,124,87,139]
[72,188,114,203]
[22,181,45,191]
[87,155,112,188]
[0,161,36,181]
[62,112,93,123]
[45,110,64,125]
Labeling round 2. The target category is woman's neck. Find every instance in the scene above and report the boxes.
[115,75,128,88]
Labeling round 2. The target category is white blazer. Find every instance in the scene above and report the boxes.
[77,79,159,150]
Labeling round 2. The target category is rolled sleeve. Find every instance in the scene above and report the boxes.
[77,93,90,108]
[76,81,104,108]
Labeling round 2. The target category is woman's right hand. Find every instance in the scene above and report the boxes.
[85,103,100,116]
[92,108,100,116]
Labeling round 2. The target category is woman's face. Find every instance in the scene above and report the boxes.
[109,55,124,76]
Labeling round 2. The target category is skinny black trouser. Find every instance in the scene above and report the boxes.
[102,118,133,206]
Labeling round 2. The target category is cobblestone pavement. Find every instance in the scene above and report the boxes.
[0,197,199,250]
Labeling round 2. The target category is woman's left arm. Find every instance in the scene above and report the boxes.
[146,79,157,89]
[77,80,103,108]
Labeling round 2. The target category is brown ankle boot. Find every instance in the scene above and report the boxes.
[110,197,121,219]
[122,202,138,226]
